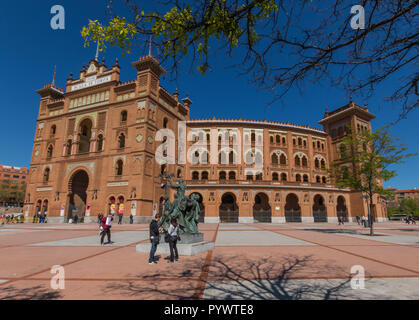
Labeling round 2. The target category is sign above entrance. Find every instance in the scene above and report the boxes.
[71,75,111,92]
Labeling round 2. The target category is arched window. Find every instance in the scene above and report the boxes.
[121,111,128,123]
[270,136,274,144]
[321,159,326,169]
[66,140,72,156]
[303,140,307,147]
[177,169,182,178]
[316,175,321,183]
[192,171,199,180]
[280,154,286,165]
[322,176,327,184]
[315,158,320,168]
[255,173,262,180]
[229,151,234,164]
[293,138,296,146]
[202,171,209,180]
[317,141,321,149]
[219,171,226,180]
[339,145,346,159]
[97,134,103,152]
[246,174,253,181]
[118,133,125,149]
[313,141,316,149]
[116,160,123,176]
[303,174,309,182]
[342,166,349,180]
[50,125,56,137]
[281,173,287,181]
[298,138,302,146]
[43,168,50,182]
[163,117,169,128]
[255,152,262,164]
[251,132,255,143]
[245,151,253,164]
[321,143,325,151]
[201,151,209,164]
[219,151,228,164]
[282,137,286,145]
[271,153,278,165]
[228,171,236,180]
[363,142,367,152]
[302,156,308,167]
[295,156,300,167]
[296,174,301,182]
[47,145,53,159]
[272,172,279,181]
[276,135,280,144]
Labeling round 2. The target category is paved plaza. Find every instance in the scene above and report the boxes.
[0,221,419,300]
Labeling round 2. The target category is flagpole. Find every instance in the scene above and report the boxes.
[52,65,56,85]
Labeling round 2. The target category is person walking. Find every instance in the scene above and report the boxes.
[129,214,134,224]
[149,214,162,264]
[100,213,113,245]
[361,215,366,227]
[356,216,360,225]
[168,218,180,263]
[117,203,124,224]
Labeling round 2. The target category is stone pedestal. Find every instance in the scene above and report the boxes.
[136,232,214,256]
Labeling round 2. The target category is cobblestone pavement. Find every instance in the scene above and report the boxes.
[0,221,418,300]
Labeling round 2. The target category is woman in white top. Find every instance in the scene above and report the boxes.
[168,218,179,262]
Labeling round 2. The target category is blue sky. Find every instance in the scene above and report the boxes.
[0,0,417,189]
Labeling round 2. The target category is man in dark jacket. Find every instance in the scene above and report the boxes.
[100,213,113,245]
[149,214,162,264]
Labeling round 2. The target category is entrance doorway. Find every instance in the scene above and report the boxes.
[219,193,239,223]
[67,170,89,222]
[337,196,348,222]
[253,193,271,223]
[313,195,327,222]
[285,193,301,222]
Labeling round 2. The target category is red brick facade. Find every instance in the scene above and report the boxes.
[24,55,388,223]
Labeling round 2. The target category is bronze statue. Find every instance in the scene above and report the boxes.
[159,175,201,235]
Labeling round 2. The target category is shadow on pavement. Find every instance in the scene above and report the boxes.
[104,254,354,300]
[0,284,62,300]
[303,228,387,236]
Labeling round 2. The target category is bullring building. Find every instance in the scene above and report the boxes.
[24,54,388,223]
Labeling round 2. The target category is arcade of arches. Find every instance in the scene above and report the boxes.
[182,189,370,223]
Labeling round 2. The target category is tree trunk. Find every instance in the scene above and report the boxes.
[369,194,374,236]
